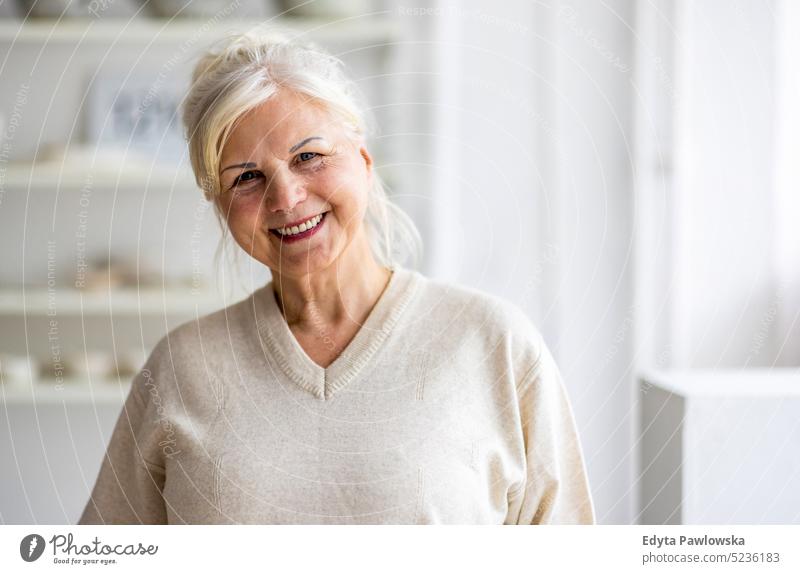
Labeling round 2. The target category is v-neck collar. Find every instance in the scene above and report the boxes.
[252,266,419,400]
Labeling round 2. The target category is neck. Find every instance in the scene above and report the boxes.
[270,230,392,329]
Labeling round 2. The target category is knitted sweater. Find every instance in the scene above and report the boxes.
[78,266,595,524]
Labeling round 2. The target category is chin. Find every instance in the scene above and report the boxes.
[267,250,339,277]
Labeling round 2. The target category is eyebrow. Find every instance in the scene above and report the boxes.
[221,161,257,174]
[220,137,325,174]
[289,136,324,153]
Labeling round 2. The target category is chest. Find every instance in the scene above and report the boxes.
[161,360,525,524]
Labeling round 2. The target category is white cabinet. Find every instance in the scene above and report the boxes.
[639,370,800,524]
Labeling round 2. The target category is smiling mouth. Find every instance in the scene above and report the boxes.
[269,211,329,241]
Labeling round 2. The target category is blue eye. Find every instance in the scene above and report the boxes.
[233,170,260,187]
[297,152,319,162]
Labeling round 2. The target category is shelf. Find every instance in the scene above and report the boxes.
[1,379,131,404]
[0,288,234,314]
[641,368,800,397]
[1,162,199,192]
[0,15,402,44]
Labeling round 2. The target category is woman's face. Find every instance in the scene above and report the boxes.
[216,89,373,278]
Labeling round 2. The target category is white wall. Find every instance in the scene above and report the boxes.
[672,0,781,369]
[637,0,800,371]
[773,0,800,366]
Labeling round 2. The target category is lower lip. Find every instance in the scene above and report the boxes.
[270,212,327,244]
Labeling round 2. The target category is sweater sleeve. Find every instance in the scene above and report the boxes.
[78,358,169,525]
[505,342,596,525]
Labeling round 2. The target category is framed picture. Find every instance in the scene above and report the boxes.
[85,69,187,165]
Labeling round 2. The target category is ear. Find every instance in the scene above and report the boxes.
[359,145,373,174]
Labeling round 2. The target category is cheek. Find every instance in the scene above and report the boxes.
[224,196,267,237]
[317,170,370,226]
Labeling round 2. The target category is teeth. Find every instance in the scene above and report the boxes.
[276,213,323,236]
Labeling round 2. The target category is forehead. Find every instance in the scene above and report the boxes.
[221,90,337,158]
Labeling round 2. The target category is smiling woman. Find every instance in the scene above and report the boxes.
[77,27,596,525]
[184,28,418,276]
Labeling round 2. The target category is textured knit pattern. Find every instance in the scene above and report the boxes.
[78,267,596,524]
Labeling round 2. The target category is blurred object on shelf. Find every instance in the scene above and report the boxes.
[20,0,88,18]
[280,0,372,17]
[47,349,143,382]
[79,257,138,290]
[0,354,38,387]
[77,257,167,291]
[149,0,229,18]
[84,0,141,18]
[150,0,276,18]
[113,349,144,379]
[175,272,210,292]
[19,0,141,18]
[3,149,196,194]
[38,355,68,381]
[64,350,115,381]
[86,70,186,165]
[73,256,209,294]
[0,0,21,18]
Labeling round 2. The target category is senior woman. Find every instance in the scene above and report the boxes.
[79,29,594,525]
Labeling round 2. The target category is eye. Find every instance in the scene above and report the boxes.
[296,151,319,163]
[231,170,262,188]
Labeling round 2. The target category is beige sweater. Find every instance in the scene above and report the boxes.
[78,266,595,524]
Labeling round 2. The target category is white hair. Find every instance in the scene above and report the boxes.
[180,26,422,275]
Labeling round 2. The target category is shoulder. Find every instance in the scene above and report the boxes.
[411,271,543,338]
[409,270,548,372]
[138,291,257,381]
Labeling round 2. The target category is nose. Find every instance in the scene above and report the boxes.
[265,169,307,214]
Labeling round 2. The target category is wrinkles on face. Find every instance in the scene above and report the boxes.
[216,90,373,278]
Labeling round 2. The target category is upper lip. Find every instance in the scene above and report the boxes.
[269,211,326,230]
